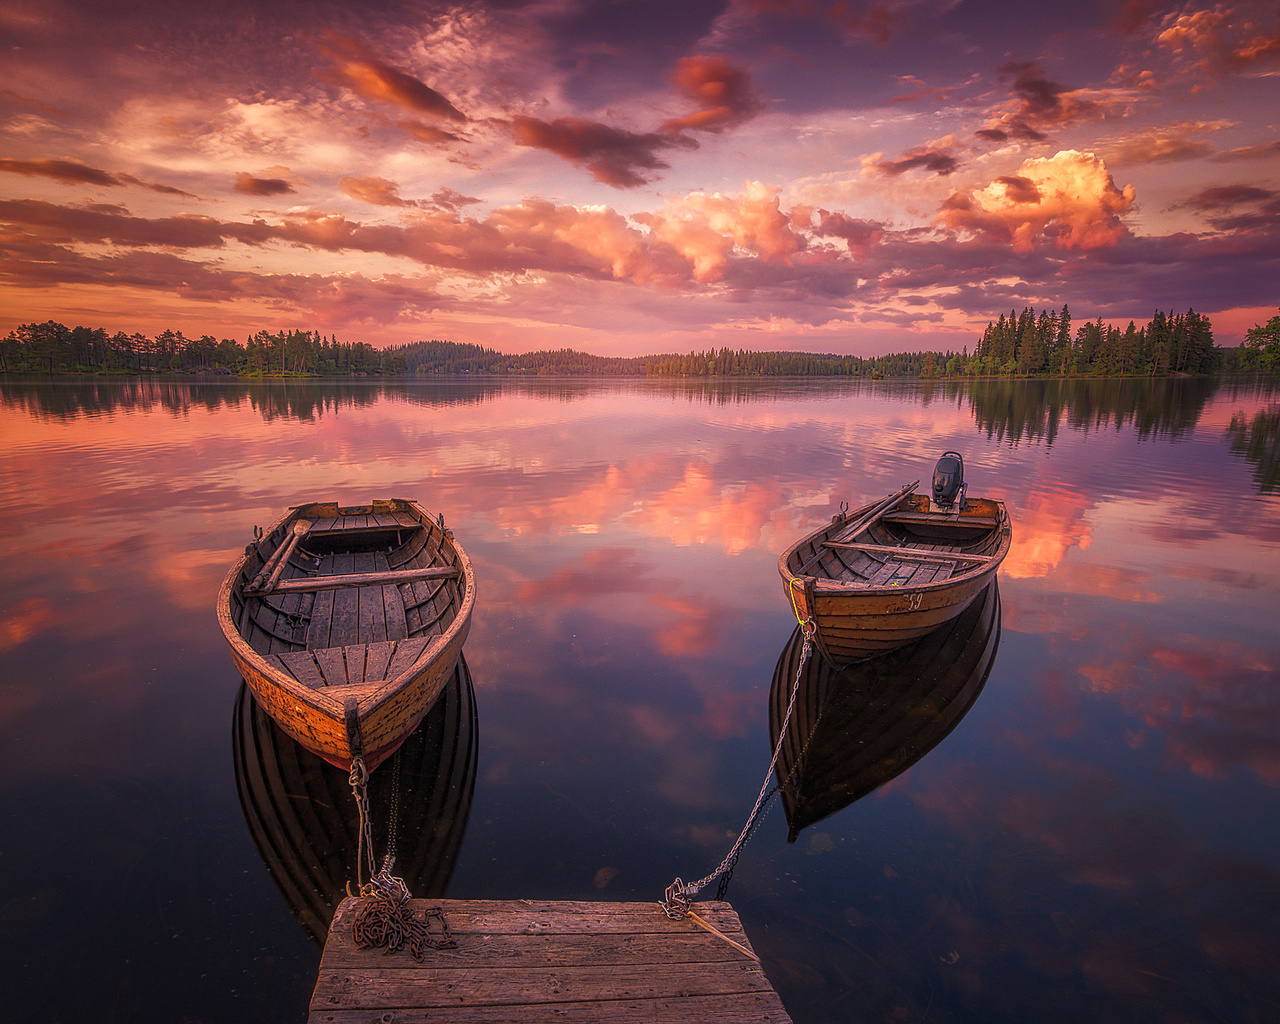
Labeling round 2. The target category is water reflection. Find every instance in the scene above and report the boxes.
[232,655,477,947]
[1227,406,1280,492]
[769,581,1001,841]
[6,376,1279,453]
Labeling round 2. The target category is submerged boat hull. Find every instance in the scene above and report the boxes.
[217,498,474,772]
[779,485,1010,664]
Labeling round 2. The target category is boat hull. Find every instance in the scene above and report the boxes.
[779,488,1010,664]
[217,498,475,772]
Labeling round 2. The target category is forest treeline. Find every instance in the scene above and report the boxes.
[3,306,1278,378]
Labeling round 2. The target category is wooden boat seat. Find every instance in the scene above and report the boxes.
[880,511,999,528]
[307,511,421,534]
[270,636,436,689]
[822,541,994,565]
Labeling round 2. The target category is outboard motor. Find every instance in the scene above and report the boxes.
[932,451,966,511]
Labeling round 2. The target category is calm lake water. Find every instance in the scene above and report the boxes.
[2,375,1279,1024]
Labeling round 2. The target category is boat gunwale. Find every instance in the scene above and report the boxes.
[215,498,476,717]
[778,494,1012,597]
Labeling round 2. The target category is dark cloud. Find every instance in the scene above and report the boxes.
[1000,61,1074,119]
[396,119,465,145]
[994,175,1042,203]
[873,147,960,176]
[0,158,119,187]
[510,116,693,188]
[975,120,1048,144]
[1180,185,1280,231]
[1113,0,1165,35]
[0,158,195,196]
[804,209,885,251]
[1212,140,1280,162]
[234,173,296,196]
[978,61,1097,141]
[1186,185,1278,210]
[661,56,765,134]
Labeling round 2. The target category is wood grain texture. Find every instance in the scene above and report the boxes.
[309,899,792,1023]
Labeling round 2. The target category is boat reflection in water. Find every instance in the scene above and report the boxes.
[232,655,477,946]
[770,581,1001,841]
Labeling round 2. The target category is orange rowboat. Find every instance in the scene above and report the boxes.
[217,498,474,772]
[778,455,1010,665]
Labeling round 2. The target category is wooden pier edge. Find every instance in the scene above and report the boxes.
[309,897,794,1023]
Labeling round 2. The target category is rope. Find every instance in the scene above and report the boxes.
[347,757,377,891]
[662,623,815,918]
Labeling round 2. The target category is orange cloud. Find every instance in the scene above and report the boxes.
[1156,4,1280,73]
[661,56,764,134]
[323,35,467,122]
[938,150,1136,254]
[339,175,411,207]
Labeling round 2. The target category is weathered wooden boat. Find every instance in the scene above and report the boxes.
[233,655,477,946]
[217,498,474,772]
[770,578,1001,840]
[778,453,1011,664]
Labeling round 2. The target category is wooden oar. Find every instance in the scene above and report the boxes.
[795,480,919,576]
[268,565,461,594]
[249,520,311,593]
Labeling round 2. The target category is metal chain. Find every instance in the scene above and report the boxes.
[381,747,402,876]
[662,624,814,918]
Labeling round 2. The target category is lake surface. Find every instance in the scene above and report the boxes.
[2,375,1278,1023]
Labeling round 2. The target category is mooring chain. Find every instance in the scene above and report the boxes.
[346,751,453,959]
[351,896,455,960]
[662,624,815,918]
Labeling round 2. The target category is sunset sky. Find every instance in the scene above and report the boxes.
[2,0,1278,356]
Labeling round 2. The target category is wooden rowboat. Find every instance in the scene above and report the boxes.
[232,654,477,946]
[778,464,1011,664]
[770,579,1000,840]
[217,498,474,773]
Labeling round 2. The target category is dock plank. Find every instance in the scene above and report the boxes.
[310,898,792,1024]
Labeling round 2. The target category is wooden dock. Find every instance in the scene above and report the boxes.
[308,897,793,1023]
